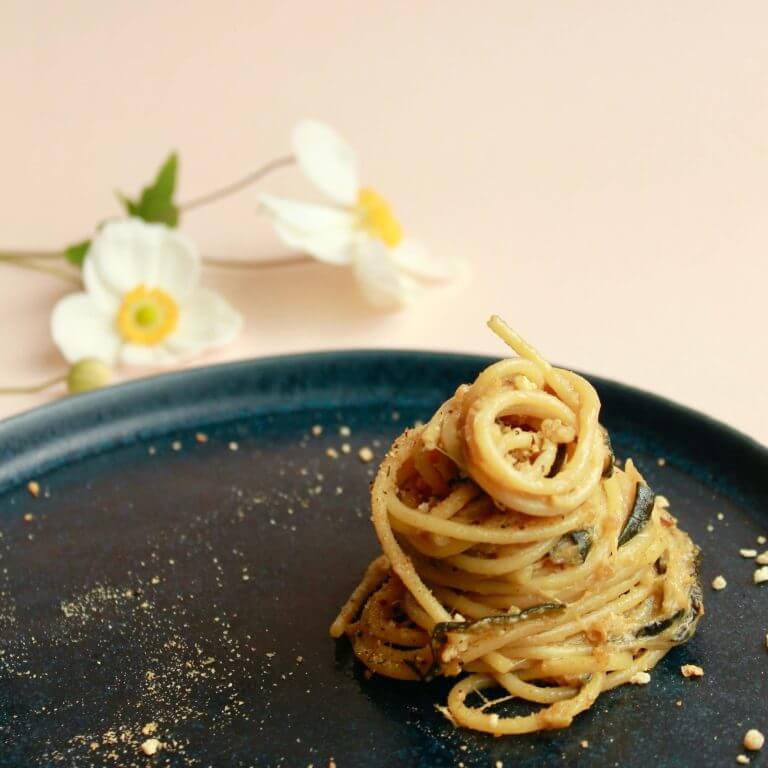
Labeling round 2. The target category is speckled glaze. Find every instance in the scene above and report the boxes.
[0,351,765,768]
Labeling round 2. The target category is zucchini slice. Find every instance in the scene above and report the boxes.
[618,483,655,547]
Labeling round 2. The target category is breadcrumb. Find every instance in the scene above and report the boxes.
[140,738,161,755]
[27,481,40,498]
[712,575,727,590]
[325,448,339,459]
[740,549,758,558]
[754,566,768,585]
[228,441,239,451]
[195,432,208,444]
[358,446,374,463]
[756,551,768,565]
[311,425,323,436]
[737,755,750,765]
[340,443,351,454]
[580,740,589,748]
[339,425,351,437]
[680,664,704,678]
[629,671,651,685]
[758,535,767,545]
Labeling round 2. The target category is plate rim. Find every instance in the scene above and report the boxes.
[0,349,764,492]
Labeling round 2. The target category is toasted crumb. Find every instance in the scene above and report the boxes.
[328,760,337,768]
[758,535,767,545]
[737,755,750,765]
[140,738,161,755]
[172,441,182,451]
[712,575,727,590]
[740,549,758,558]
[228,441,239,451]
[744,729,764,751]
[141,722,157,736]
[459,744,467,751]
[311,425,323,436]
[358,446,374,463]
[754,566,768,585]
[495,761,503,768]
[629,671,651,685]
[23,512,35,523]
[325,448,339,459]
[27,481,40,498]
[339,425,351,437]
[717,512,725,521]
[148,446,156,455]
[340,443,351,454]
[756,551,768,565]
[657,457,666,466]
[580,740,589,748]
[676,700,683,707]
[707,524,715,532]
[681,664,704,678]
[195,432,208,444]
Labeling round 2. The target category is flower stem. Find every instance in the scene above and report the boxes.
[201,255,312,269]
[0,373,66,395]
[179,155,295,213]
[0,254,81,286]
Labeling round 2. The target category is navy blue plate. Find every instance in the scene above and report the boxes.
[0,351,765,767]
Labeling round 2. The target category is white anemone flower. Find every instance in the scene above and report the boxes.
[260,120,457,309]
[51,218,243,367]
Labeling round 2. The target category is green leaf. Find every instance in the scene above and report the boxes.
[118,152,179,226]
[64,239,91,267]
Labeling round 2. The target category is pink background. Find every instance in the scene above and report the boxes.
[1,1,766,443]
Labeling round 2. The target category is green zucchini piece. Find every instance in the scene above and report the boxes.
[637,554,704,643]
[617,483,655,547]
[549,529,593,566]
[431,602,565,657]
[601,425,615,478]
[636,609,684,638]
[546,444,568,478]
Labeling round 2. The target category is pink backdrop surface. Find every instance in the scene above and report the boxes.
[1,1,766,443]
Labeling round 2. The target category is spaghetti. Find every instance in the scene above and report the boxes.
[330,316,703,735]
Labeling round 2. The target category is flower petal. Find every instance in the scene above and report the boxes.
[353,239,421,310]
[119,343,177,368]
[390,239,461,282]
[165,289,243,355]
[83,254,121,314]
[50,293,120,366]
[292,120,359,205]
[88,218,163,296]
[260,194,356,264]
[88,218,200,302]
[153,229,200,300]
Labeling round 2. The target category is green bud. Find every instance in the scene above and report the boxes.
[66,358,112,394]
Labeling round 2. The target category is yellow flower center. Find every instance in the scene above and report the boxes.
[355,187,403,247]
[117,285,179,345]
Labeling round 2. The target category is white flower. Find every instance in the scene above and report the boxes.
[51,219,243,367]
[260,120,457,309]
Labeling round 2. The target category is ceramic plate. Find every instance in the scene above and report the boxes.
[0,351,765,767]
